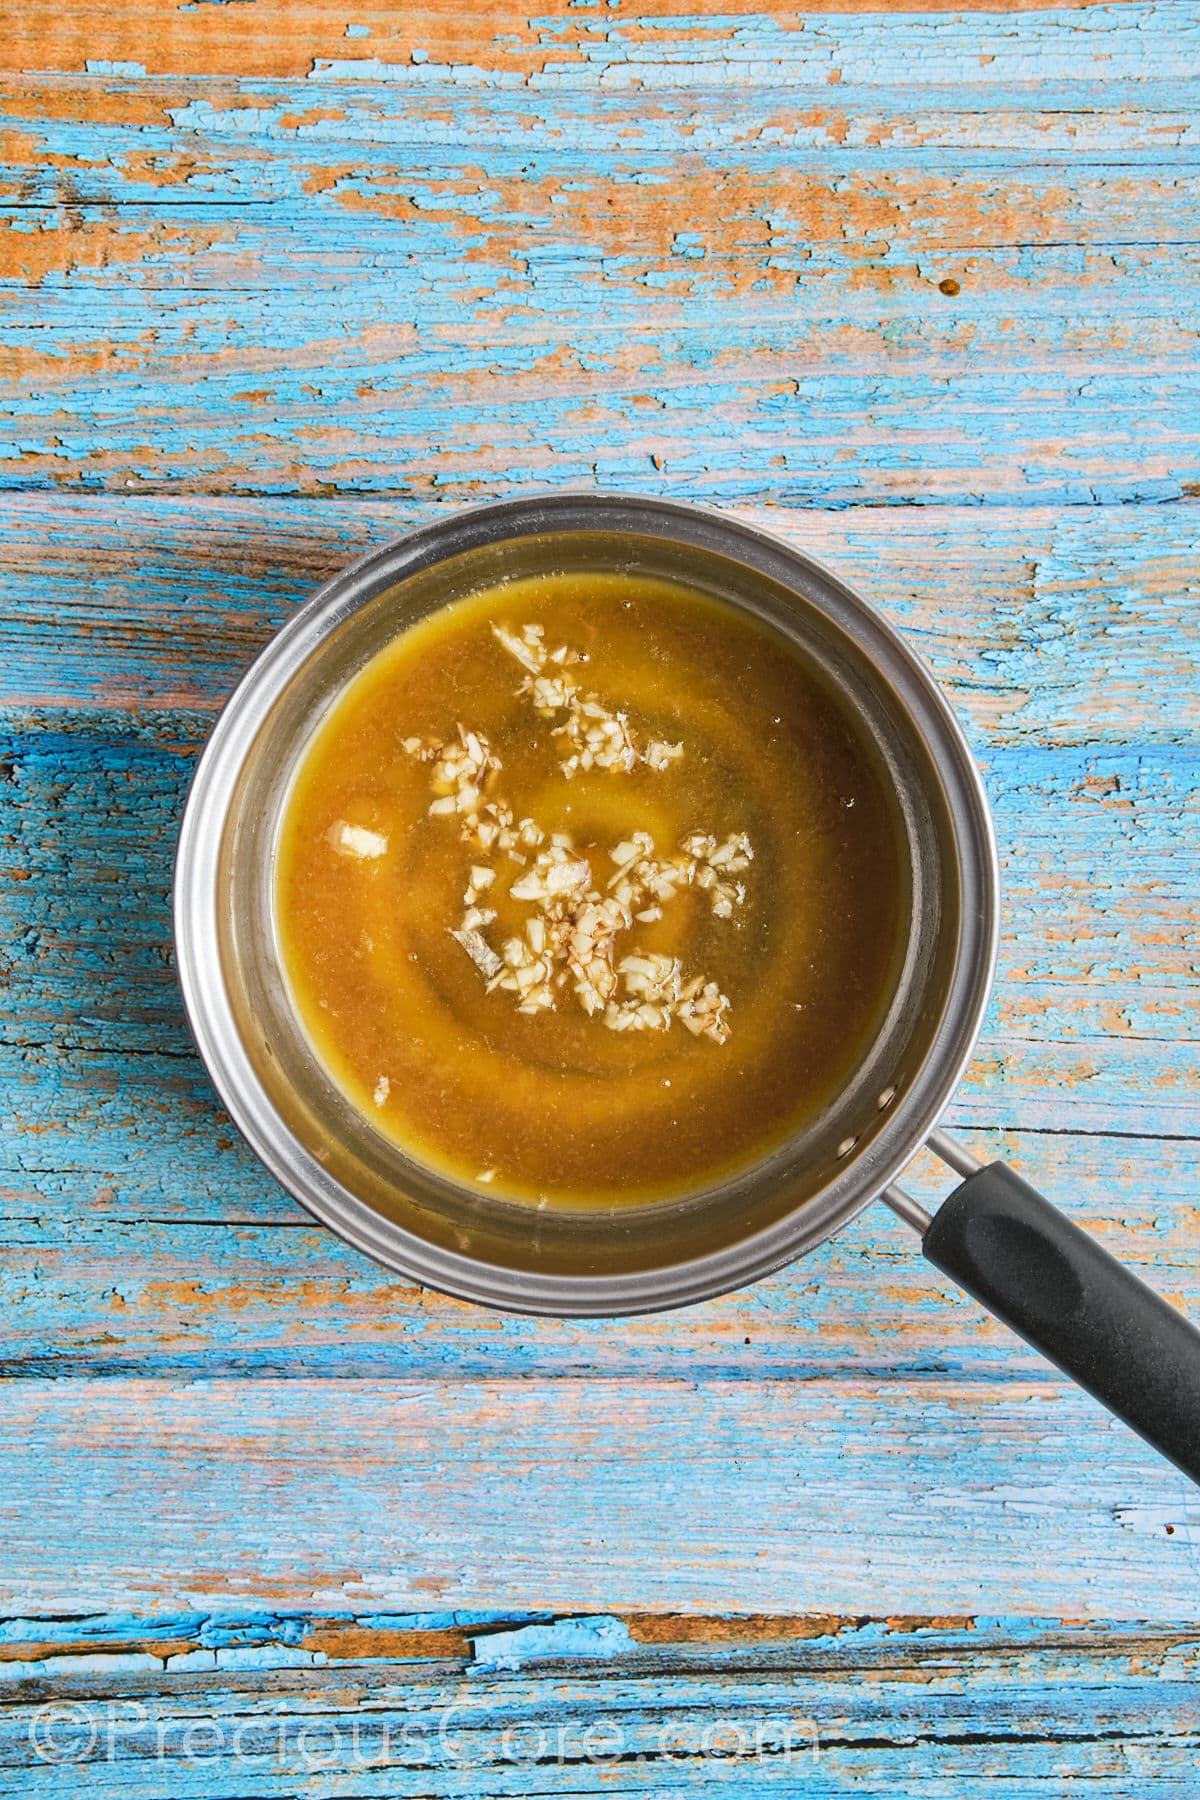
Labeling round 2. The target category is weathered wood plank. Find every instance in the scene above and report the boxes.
[3,1134,1198,1380]
[3,257,1196,504]
[3,7,1199,503]
[1,1614,1198,1797]
[1,1376,1197,1619]
[2,1,1189,84]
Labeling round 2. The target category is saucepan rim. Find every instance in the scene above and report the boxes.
[173,491,999,1315]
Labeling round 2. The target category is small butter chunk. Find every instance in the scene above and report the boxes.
[373,1075,390,1107]
[330,821,388,860]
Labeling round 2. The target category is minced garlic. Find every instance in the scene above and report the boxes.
[492,620,682,780]
[411,623,751,1046]
[402,722,501,820]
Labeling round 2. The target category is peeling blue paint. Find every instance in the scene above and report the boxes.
[82,59,147,76]
[2,15,1199,509]
[470,1614,636,1671]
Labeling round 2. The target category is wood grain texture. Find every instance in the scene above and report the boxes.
[0,0,1175,83]
[2,7,1200,504]
[2,2,1200,1790]
[1,1376,1198,1619]
[2,1614,1199,1796]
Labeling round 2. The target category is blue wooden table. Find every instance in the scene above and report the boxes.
[2,2,1199,1792]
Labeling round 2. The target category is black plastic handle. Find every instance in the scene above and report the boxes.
[923,1161,1200,1484]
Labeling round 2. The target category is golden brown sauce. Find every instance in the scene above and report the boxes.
[275,571,908,1206]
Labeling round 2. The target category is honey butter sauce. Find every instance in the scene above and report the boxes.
[275,570,909,1206]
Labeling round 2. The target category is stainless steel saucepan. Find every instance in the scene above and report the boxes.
[175,493,1200,1482]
